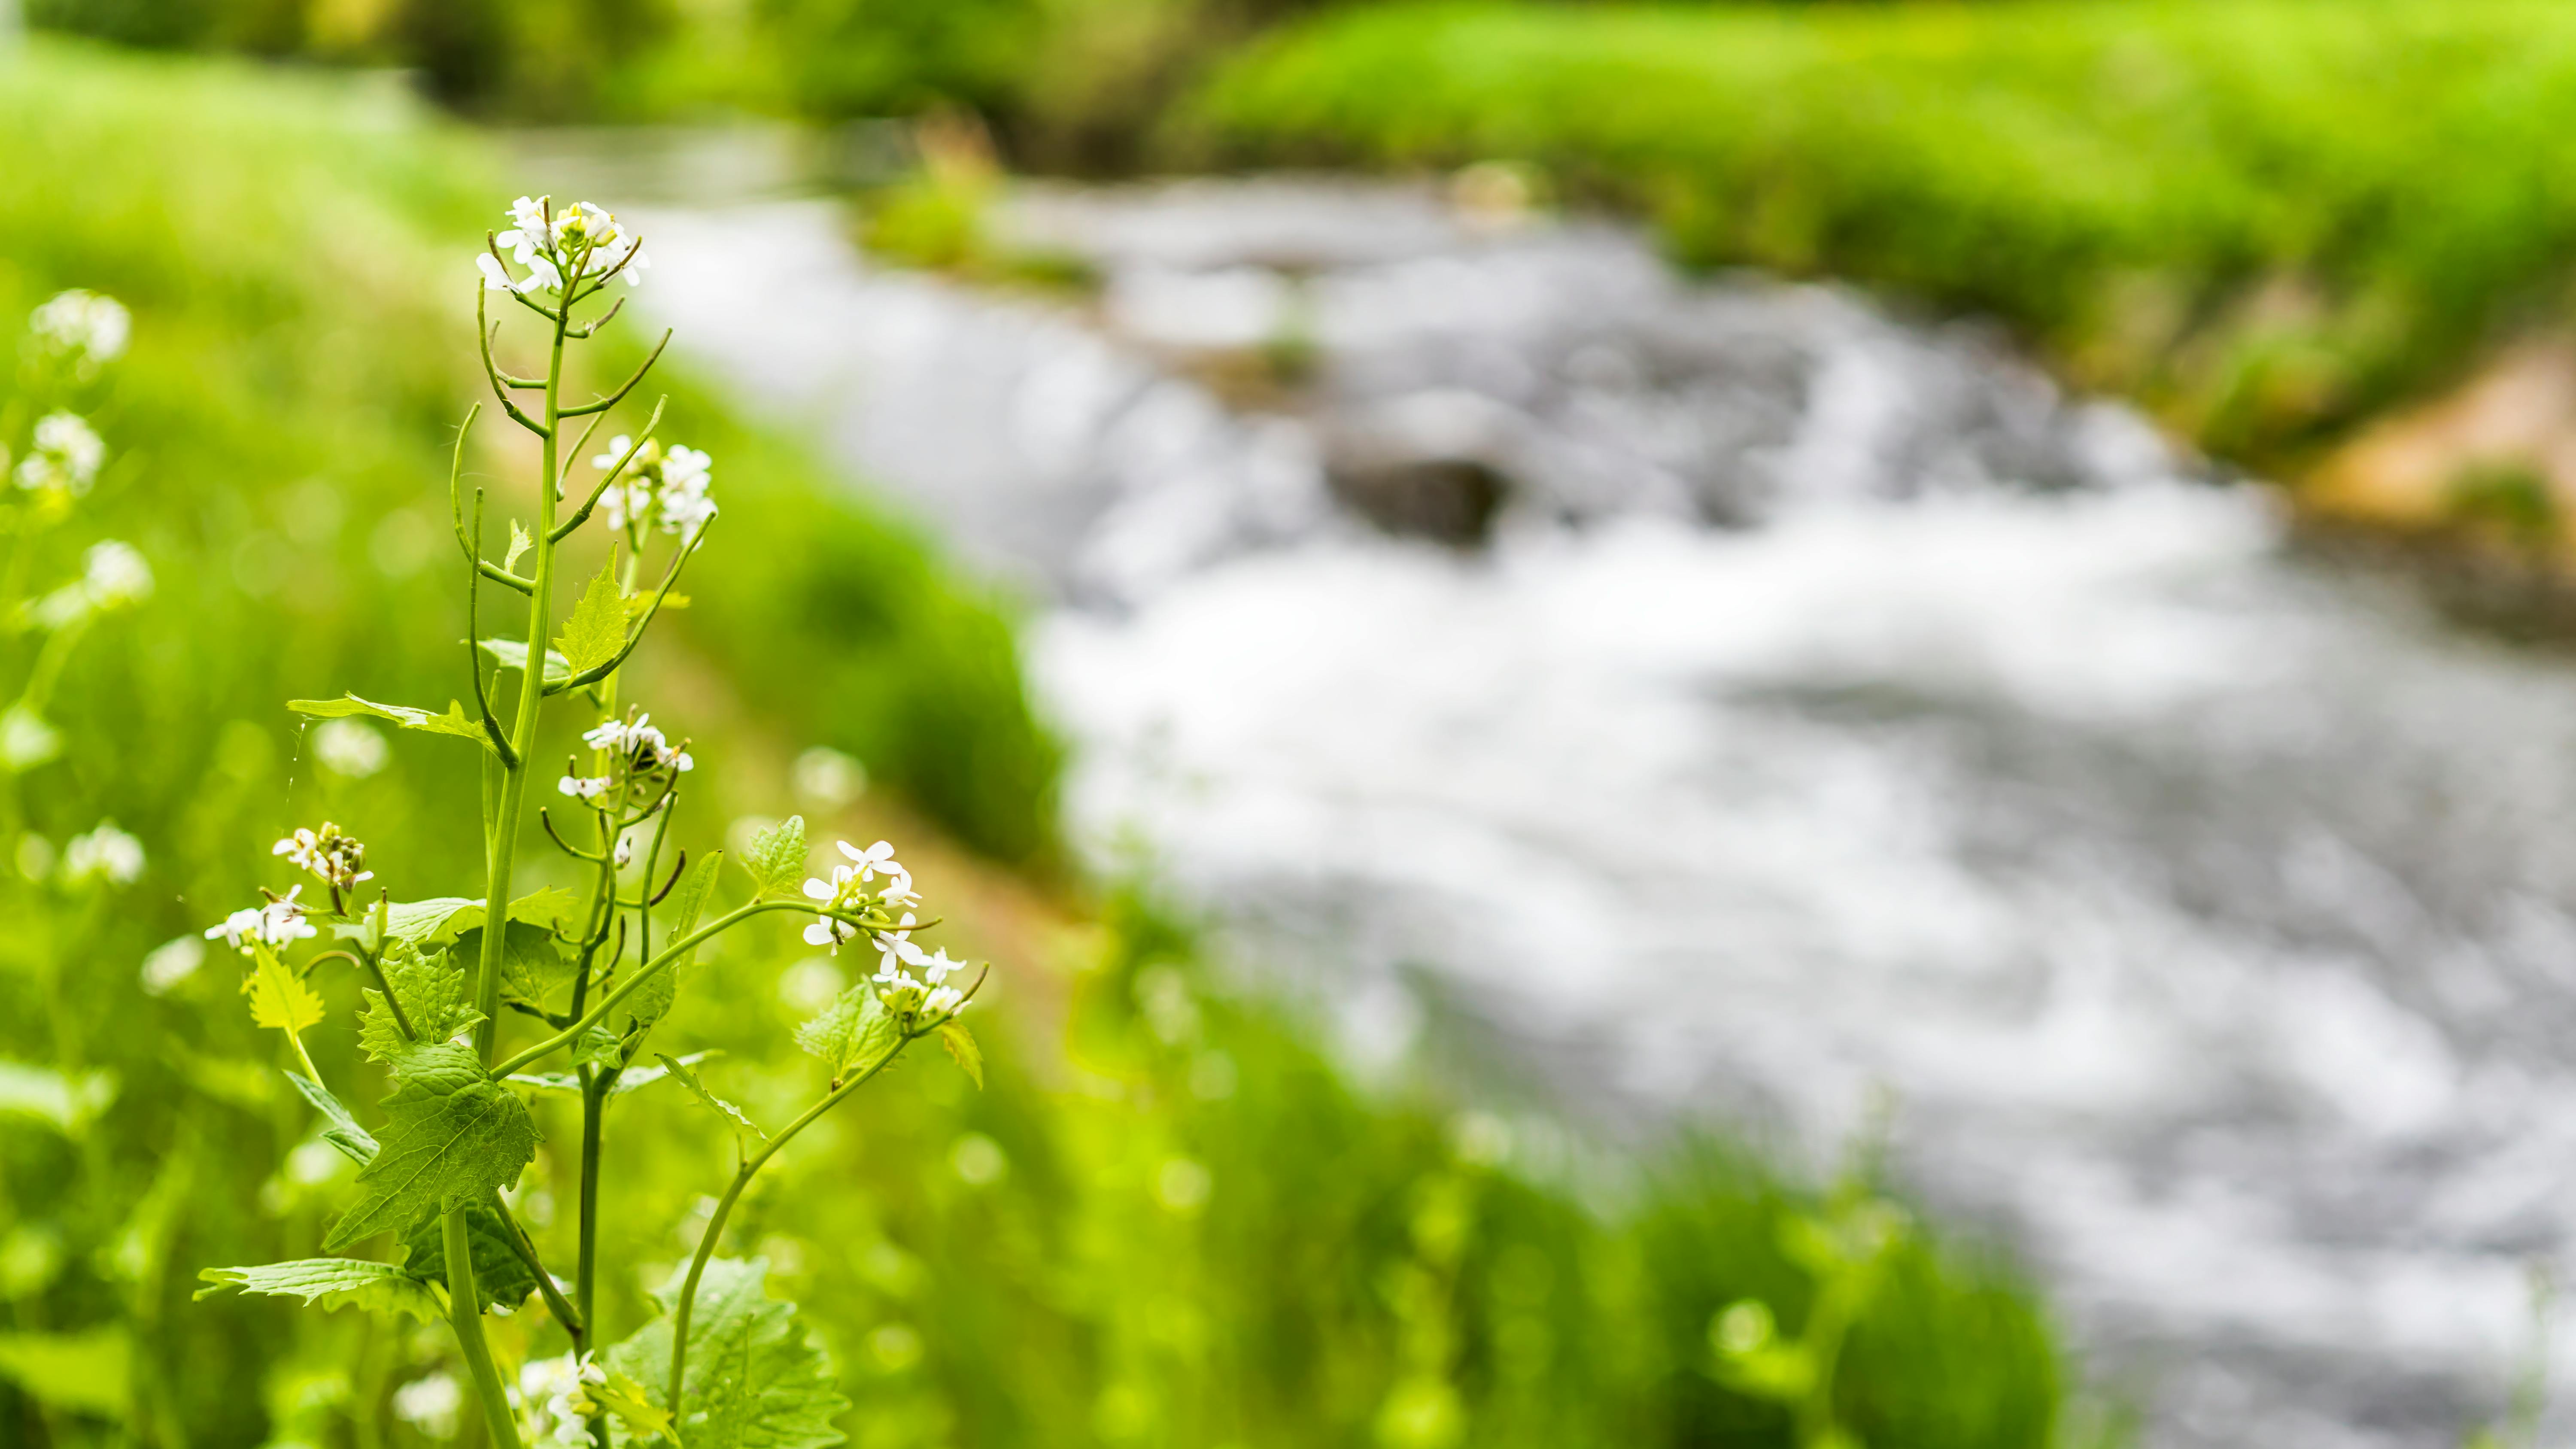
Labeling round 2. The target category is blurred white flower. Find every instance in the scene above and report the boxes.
[62,820,143,887]
[139,935,205,996]
[311,717,388,778]
[392,1372,462,1440]
[83,541,152,605]
[559,775,611,801]
[15,412,103,496]
[27,290,130,374]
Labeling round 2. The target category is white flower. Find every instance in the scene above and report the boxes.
[312,718,388,778]
[15,412,103,496]
[923,984,966,1017]
[477,253,516,294]
[872,913,927,981]
[393,1372,463,1439]
[515,1352,602,1448]
[591,435,635,473]
[916,946,964,986]
[63,820,143,886]
[614,831,636,868]
[206,885,317,954]
[28,290,130,371]
[803,916,857,953]
[559,775,611,801]
[661,486,717,542]
[840,838,902,883]
[83,541,152,606]
[272,821,371,893]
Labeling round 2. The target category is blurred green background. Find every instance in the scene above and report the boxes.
[0,21,2088,1449]
[27,0,2576,1442]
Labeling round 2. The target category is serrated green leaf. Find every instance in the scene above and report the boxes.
[656,1053,766,1145]
[381,889,579,947]
[606,1258,848,1449]
[743,815,807,897]
[244,942,324,1037]
[322,1042,537,1252]
[593,1367,674,1443]
[477,638,572,686]
[359,941,479,1063]
[0,1059,115,1134]
[286,1070,378,1164]
[397,1194,535,1312]
[195,1260,442,1323]
[794,985,898,1081]
[937,1019,984,1091]
[0,1327,130,1418]
[474,921,576,1009]
[505,519,533,572]
[289,694,489,747]
[555,560,628,675]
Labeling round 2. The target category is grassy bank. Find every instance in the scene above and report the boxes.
[1185,0,2576,468]
[0,39,2080,1449]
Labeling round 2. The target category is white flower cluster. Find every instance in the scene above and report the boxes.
[205,884,317,954]
[27,290,129,375]
[14,412,103,498]
[479,197,649,298]
[590,436,715,543]
[273,820,372,894]
[63,820,143,887]
[561,710,694,803]
[513,1353,605,1449]
[29,540,152,630]
[801,840,966,1017]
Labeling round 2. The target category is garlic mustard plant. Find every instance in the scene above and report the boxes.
[194,197,988,1449]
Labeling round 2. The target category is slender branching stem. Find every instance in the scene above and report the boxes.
[665,1038,911,1413]
[492,901,814,1078]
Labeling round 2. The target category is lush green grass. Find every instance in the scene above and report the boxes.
[0,39,2079,1449]
[1185,0,2576,465]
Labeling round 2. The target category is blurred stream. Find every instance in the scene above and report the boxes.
[619,176,2576,1449]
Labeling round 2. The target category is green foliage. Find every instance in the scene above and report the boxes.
[659,1051,769,1145]
[608,1257,851,1449]
[795,982,898,1078]
[398,1196,539,1312]
[283,1069,378,1163]
[289,692,492,747]
[743,814,810,896]
[1188,0,2576,464]
[194,1259,444,1323]
[555,557,629,674]
[323,1041,537,1249]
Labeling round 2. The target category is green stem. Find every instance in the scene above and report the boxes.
[474,307,565,1062]
[445,1209,522,1449]
[489,1190,583,1351]
[665,1038,910,1415]
[451,262,568,1449]
[493,901,806,1077]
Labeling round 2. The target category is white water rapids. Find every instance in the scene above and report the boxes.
[623,176,2576,1449]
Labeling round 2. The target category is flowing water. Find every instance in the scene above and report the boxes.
[620,176,2576,1449]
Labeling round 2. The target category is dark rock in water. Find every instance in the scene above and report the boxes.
[1327,455,1507,544]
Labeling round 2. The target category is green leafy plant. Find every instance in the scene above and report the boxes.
[191,196,993,1449]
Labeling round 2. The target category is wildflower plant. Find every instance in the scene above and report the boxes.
[2,289,152,787]
[194,197,990,1449]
